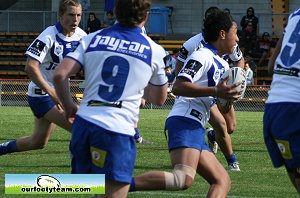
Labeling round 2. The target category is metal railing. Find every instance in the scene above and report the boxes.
[0,79,269,112]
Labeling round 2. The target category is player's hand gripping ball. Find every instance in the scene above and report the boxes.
[217,67,247,107]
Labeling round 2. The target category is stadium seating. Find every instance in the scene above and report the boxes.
[0,32,38,79]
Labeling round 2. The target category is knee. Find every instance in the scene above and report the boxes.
[164,164,196,190]
[213,172,231,193]
[213,120,227,135]
[227,123,236,134]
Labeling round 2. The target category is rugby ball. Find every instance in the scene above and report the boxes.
[218,67,246,106]
[37,175,61,188]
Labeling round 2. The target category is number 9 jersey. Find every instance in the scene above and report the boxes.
[67,23,168,136]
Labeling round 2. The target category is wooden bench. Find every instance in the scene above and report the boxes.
[0,42,30,47]
[160,44,182,50]
[157,40,185,45]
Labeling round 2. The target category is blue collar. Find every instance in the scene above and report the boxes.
[202,42,218,55]
[55,22,63,33]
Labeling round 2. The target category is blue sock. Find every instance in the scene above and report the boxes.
[129,177,136,192]
[225,152,237,164]
[134,128,141,140]
[0,140,17,155]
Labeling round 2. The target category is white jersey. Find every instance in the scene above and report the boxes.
[168,43,229,127]
[177,33,243,63]
[25,23,87,96]
[267,8,300,103]
[67,23,168,136]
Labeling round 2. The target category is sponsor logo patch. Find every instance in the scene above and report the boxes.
[27,39,46,57]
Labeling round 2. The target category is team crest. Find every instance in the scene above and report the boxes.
[275,139,292,159]
[213,69,220,82]
[90,146,106,168]
[54,44,63,56]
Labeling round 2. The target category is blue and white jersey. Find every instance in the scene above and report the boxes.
[67,23,168,136]
[25,23,87,96]
[267,8,300,103]
[177,33,243,63]
[168,44,229,127]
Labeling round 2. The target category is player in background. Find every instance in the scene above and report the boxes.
[263,8,300,195]
[0,0,86,156]
[53,0,168,197]
[175,6,244,171]
[129,11,242,197]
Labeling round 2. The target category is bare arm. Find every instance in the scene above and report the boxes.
[234,56,245,69]
[25,57,60,106]
[172,77,241,100]
[143,83,168,106]
[268,35,283,75]
[53,57,81,123]
[174,60,184,76]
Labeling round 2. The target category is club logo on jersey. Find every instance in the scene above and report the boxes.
[213,69,221,82]
[275,139,292,159]
[27,39,46,57]
[181,59,202,78]
[178,46,188,60]
[54,44,63,56]
[90,146,106,168]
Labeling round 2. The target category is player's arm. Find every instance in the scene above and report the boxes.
[173,76,240,100]
[174,60,184,76]
[267,35,283,75]
[234,56,245,68]
[230,44,245,68]
[143,83,168,106]
[53,57,81,123]
[25,57,59,105]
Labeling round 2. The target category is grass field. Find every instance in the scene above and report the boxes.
[0,107,298,198]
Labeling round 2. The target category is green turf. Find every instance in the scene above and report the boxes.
[0,107,298,197]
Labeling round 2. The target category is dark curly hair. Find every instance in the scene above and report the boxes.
[203,11,234,42]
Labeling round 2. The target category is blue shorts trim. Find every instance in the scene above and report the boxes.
[70,115,136,184]
[27,96,55,118]
[263,103,300,169]
[165,116,209,151]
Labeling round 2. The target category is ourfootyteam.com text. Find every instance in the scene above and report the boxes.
[21,186,91,194]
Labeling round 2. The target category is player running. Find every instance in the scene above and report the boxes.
[129,10,242,197]
[175,6,244,171]
[53,0,168,197]
[0,0,86,156]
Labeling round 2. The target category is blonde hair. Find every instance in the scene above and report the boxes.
[58,0,81,17]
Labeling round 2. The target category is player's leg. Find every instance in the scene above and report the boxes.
[0,96,69,155]
[286,166,300,194]
[130,116,200,191]
[196,150,231,197]
[44,104,71,131]
[15,117,55,151]
[209,105,239,171]
[16,104,70,151]
[221,105,237,134]
[131,147,198,191]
